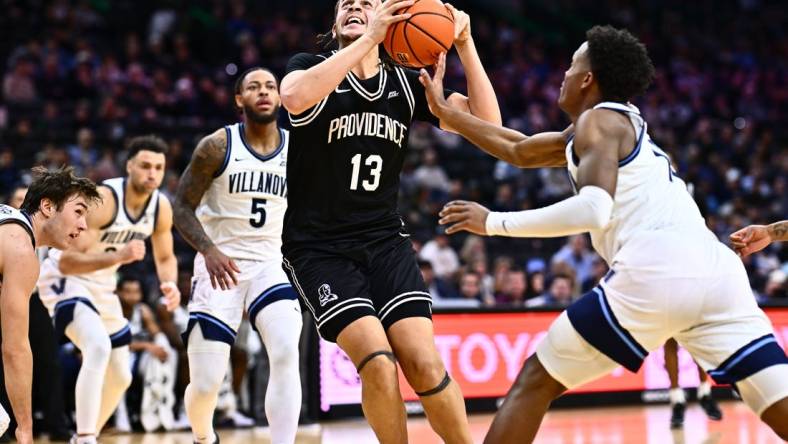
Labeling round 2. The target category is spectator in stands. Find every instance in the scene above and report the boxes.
[495,269,528,307]
[6,185,28,209]
[413,149,451,194]
[420,229,460,279]
[66,128,99,176]
[457,272,484,306]
[492,256,514,296]
[2,56,37,105]
[526,274,575,308]
[551,235,595,285]
[469,258,495,303]
[419,260,454,302]
[116,277,177,432]
[582,255,609,293]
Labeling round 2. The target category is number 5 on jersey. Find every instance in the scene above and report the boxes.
[250,198,267,228]
[350,154,382,191]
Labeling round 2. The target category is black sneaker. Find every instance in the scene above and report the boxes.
[699,395,723,420]
[670,403,685,429]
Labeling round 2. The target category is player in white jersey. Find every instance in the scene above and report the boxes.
[38,136,181,444]
[0,167,98,444]
[420,26,788,442]
[173,67,302,444]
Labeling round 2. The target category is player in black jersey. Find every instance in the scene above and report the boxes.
[280,0,500,442]
[0,167,99,444]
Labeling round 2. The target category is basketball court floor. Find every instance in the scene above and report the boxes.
[37,401,784,443]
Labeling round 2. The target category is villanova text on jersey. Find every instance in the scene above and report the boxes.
[99,230,148,245]
[327,112,408,147]
[227,170,287,198]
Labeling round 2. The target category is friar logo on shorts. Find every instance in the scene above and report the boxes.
[318,284,339,307]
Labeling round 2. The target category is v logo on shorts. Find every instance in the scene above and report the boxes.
[318,284,339,307]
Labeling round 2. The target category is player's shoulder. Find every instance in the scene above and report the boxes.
[0,221,36,253]
[574,107,632,145]
[193,128,230,166]
[286,52,332,72]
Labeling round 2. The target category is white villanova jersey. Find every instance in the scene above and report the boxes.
[45,177,160,293]
[196,123,289,262]
[565,102,711,264]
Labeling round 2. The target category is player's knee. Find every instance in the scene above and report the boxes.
[81,337,112,369]
[267,340,299,372]
[761,397,788,440]
[189,375,224,398]
[113,364,133,389]
[399,353,446,393]
[515,355,564,401]
[358,352,398,391]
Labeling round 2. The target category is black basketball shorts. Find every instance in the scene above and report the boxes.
[282,235,432,342]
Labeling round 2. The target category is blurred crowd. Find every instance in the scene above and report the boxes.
[0,0,786,314]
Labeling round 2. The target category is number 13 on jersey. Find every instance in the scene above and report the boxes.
[350,154,382,191]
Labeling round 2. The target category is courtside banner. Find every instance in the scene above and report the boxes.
[319,308,788,412]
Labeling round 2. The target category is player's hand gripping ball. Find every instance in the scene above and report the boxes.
[383,0,455,68]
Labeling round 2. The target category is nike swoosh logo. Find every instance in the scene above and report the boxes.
[234,158,244,162]
[335,87,351,93]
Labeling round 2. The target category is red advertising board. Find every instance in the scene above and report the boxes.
[319,308,788,412]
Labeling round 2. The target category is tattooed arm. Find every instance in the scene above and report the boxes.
[173,129,240,290]
[729,220,788,258]
[768,220,788,242]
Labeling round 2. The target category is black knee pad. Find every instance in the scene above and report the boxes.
[416,371,451,397]
[356,350,397,373]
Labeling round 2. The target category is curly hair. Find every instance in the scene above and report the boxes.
[586,25,655,103]
[21,166,101,214]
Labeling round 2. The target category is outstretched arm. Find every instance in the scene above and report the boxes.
[172,129,241,290]
[438,4,501,130]
[730,220,788,257]
[439,110,626,237]
[420,53,570,167]
[0,227,38,443]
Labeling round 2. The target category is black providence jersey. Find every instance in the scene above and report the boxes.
[283,52,451,251]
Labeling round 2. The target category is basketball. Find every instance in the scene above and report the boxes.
[384,0,455,68]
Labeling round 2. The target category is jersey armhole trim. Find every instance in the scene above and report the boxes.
[0,219,35,248]
[618,121,647,167]
[153,194,161,231]
[394,67,415,120]
[289,96,329,127]
[212,126,232,178]
[99,185,119,230]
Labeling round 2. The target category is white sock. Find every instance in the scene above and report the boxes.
[669,387,686,405]
[185,325,230,444]
[256,299,302,444]
[697,380,712,398]
[0,402,9,436]
[66,303,112,436]
[96,346,132,432]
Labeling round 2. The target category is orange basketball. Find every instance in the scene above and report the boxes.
[383,0,455,69]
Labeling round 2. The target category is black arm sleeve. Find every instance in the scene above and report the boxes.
[403,68,456,126]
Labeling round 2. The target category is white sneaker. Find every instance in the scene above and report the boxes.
[229,411,255,428]
[172,413,191,430]
[69,435,97,444]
